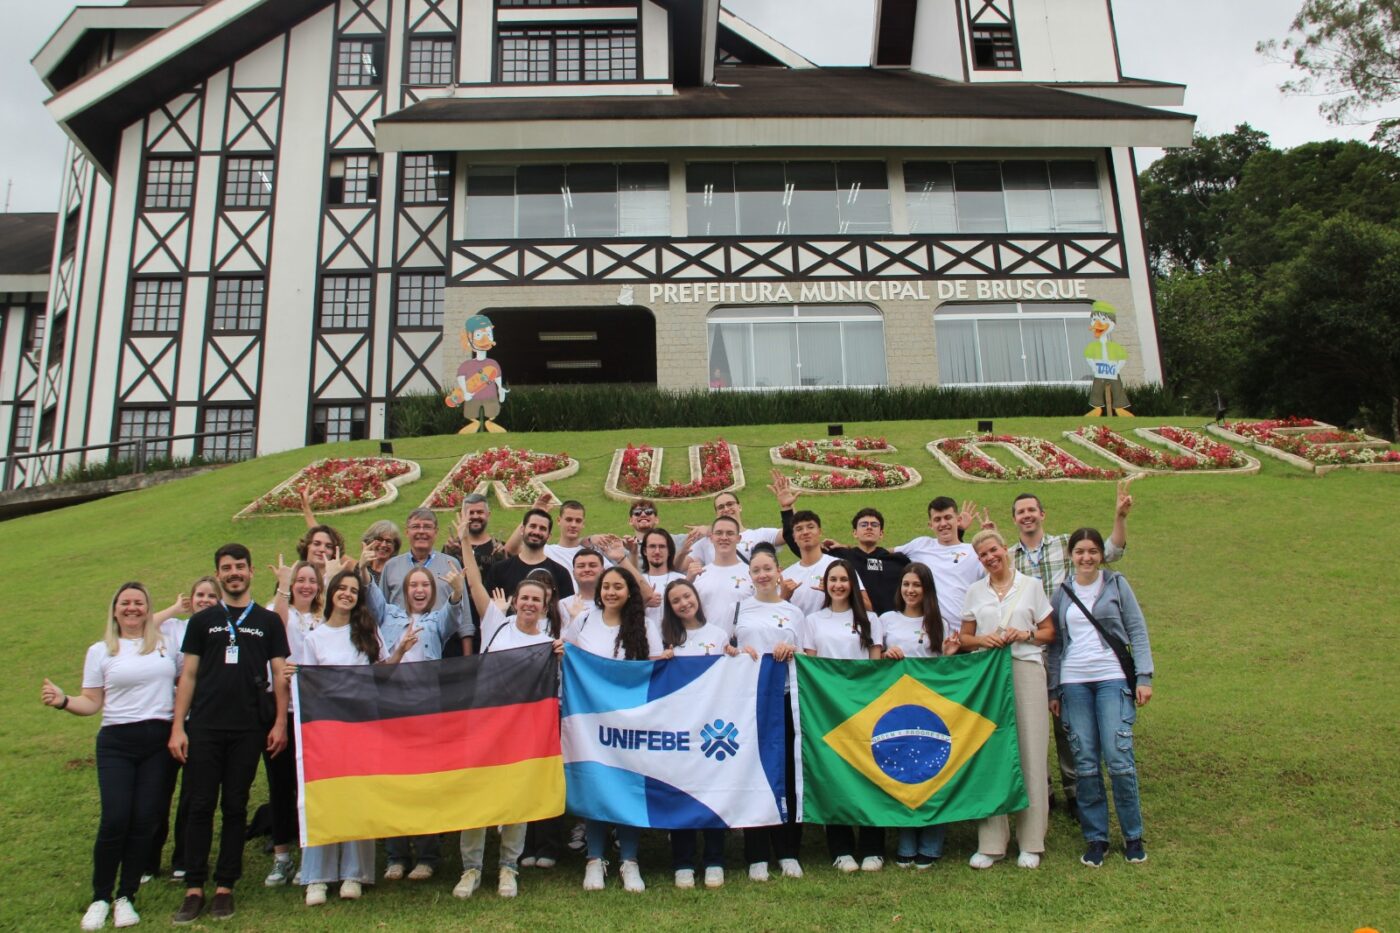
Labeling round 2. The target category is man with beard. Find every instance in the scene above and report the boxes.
[444,493,508,654]
[486,509,575,605]
[169,544,289,924]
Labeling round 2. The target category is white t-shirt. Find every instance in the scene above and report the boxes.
[689,526,782,566]
[897,537,985,632]
[879,610,940,658]
[82,638,179,726]
[1060,575,1123,684]
[562,608,663,660]
[692,561,754,637]
[300,623,380,666]
[733,598,806,656]
[665,621,731,657]
[284,607,319,663]
[643,570,685,626]
[782,553,864,618]
[544,543,613,591]
[804,607,882,660]
[960,572,1054,664]
[558,593,595,628]
[480,600,554,654]
[160,617,190,676]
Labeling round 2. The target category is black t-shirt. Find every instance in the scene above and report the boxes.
[487,555,575,603]
[181,602,289,731]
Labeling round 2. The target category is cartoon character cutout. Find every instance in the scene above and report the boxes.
[1084,300,1133,417]
[445,313,508,433]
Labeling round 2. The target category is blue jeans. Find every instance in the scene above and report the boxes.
[585,821,640,862]
[1060,679,1143,843]
[896,825,946,860]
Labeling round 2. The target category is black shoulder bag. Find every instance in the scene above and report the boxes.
[1059,582,1136,688]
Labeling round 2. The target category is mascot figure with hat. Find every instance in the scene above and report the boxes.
[1084,300,1133,417]
[445,313,508,433]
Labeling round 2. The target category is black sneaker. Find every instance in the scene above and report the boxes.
[1124,838,1147,864]
[914,855,937,870]
[210,891,235,920]
[894,856,914,869]
[171,893,204,925]
[1081,841,1108,868]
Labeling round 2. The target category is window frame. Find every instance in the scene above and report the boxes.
[706,304,889,391]
[335,37,387,88]
[127,278,185,335]
[970,23,1019,70]
[141,157,196,211]
[311,403,369,445]
[401,153,453,205]
[496,25,640,84]
[222,155,276,209]
[10,403,35,450]
[317,274,374,331]
[115,406,174,462]
[902,159,1105,234]
[394,272,445,329]
[686,160,893,237]
[406,34,457,87]
[464,161,670,239]
[934,301,1094,386]
[199,406,256,462]
[327,153,382,206]
[209,276,266,333]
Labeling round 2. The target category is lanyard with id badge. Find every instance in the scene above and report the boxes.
[223,602,254,665]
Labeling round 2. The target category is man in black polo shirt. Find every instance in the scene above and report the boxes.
[486,508,574,604]
[169,543,289,924]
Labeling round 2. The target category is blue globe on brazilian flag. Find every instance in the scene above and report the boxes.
[793,651,1028,825]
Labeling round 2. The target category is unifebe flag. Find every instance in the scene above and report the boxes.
[295,642,564,846]
[793,650,1027,826]
[561,649,786,829]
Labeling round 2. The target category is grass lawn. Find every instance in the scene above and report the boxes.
[3,416,1398,932]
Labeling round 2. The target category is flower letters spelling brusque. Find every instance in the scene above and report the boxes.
[1069,425,1251,472]
[770,438,918,492]
[931,434,1125,482]
[1216,419,1400,468]
[242,457,419,518]
[425,447,575,509]
[609,439,741,500]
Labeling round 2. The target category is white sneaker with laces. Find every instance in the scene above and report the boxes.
[339,880,362,899]
[264,856,294,887]
[582,859,607,891]
[112,897,139,929]
[81,900,109,931]
[833,855,859,873]
[748,862,769,882]
[619,860,645,893]
[779,858,804,879]
[498,867,518,898]
[383,864,405,881]
[968,852,1001,870]
[1017,852,1041,870]
[452,868,481,899]
[304,883,328,907]
[674,869,695,889]
[407,863,434,881]
[861,856,884,872]
[704,866,725,888]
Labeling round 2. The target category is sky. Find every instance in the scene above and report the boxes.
[0,0,1379,214]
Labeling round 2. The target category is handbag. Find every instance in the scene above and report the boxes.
[1059,579,1136,688]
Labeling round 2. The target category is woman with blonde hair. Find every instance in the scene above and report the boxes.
[41,582,179,930]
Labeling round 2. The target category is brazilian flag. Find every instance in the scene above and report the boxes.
[793,651,1026,826]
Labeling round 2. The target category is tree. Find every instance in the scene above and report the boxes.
[1260,0,1400,150]
[1152,267,1263,410]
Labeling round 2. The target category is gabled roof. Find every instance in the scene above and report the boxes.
[0,214,57,278]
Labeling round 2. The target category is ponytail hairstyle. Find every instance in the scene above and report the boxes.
[820,559,873,650]
[104,581,160,657]
[895,562,942,646]
[325,568,380,662]
[660,579,707,650]
[595,567,650,660]
[523,569,563,638]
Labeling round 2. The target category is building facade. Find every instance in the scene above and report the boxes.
[6,0,1192,482]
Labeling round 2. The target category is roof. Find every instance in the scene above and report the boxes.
[0,214,57,278]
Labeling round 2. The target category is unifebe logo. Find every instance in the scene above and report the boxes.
[700,719,740,761]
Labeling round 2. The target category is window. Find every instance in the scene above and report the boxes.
[328,154,380,205]
[10,404,34,450]
[972,24,1018,69]
[25,311,45,354]
[143,158,195,210]
[199,407,255,461]
[129,279,183,333]
[498,27,637,83]
[38,408,57,448]
[465,163,668,238]
[46,313,66,368]
[223,157,275,208]
[61,209,81,260]
[319,275,372,329]
[312,404,367,444]
[498,0,621,5]
[211,277,264,331]
[686,161,892,236]
[707,305,887,389]
[903,160,1104,233]
[402,153,452,204]
[116,407,173,461]
[935,302,1095,385]
[395,273,444,328]
[336,38,385,87]
[407,37,455,85]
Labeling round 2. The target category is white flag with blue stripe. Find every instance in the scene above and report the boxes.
[561,650,786,829]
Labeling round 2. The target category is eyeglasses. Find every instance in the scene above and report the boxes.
[855,521,882,529]
[631,508,656,517]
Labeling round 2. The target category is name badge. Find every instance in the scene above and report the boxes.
[225,646,240,665]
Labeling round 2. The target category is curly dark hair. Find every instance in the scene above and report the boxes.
[594,567,650,660]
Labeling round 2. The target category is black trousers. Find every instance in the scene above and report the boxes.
[742,701,802,865]
[93,720,172,903]
[671,829,726,871]
[262,713,298,847]
[524,816,565,861]
[147,759,189,874]
[825,825,885,861]
[181,726,265,888]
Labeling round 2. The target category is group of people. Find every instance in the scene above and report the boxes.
[42,475,1155,929]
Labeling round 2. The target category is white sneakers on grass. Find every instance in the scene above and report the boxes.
[1017,852,1041,869]
[833,855,859,873]
[304,883,327,907]
[582,859,607,891]
[968,852,1001,869]
[81,900,109,931]
[111,897,138,929]
[619,860,645,893]
[674,869,695,889]
[779,858,803,879]
[498,867,518,898]
[748,862,769,882]
[339,880,362,899]
[704,866,725,888]
[861,856,884,872]
[452,868,481,898]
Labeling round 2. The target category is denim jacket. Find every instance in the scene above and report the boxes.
[366,582,464,660]
[1047,569,1153,695]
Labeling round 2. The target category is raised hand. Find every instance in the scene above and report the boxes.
[173,592,193,615]
[358,543,376,567]
[532,491,554,512]
[594,533,627,563]
[684,524,711,542]
[271,554,293,589]
[490,587,508,613]
[1116,478,1135,519]
[40,678,65,708]
[440,569,465,599]
[768,468,800,510]
[977,506,995,531]
[685,559,704,580]
[395,624,421,660]
[780,578,799,601]
[958,499,977,531]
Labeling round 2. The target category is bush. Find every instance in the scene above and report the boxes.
[51,456,210,487]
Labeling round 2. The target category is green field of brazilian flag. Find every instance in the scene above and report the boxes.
[793,651,1028,826]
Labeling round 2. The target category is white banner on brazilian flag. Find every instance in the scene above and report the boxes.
[561,649,787,829]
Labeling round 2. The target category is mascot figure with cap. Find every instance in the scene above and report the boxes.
[1084,300,1133,417]
[445,313,508,433]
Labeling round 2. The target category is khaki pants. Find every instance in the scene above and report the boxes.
[977,658,1049,856]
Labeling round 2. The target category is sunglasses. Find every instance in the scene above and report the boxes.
[630,508,657,517]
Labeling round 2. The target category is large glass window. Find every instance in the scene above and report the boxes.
[313,404,367,444]
[465,163,668,238]
[319,275,372,329]
[498,27,637,83]
[935,301,1095,385]
[10,403,34,450]
[328,154,380,205]
[686,162,891,236]
[129,279,183,333]
[116,407,173,461]
[143,158,195,210]
[211,277,264,332]
[707,305,887,389]
[336,38,385,87]
[905,160,1104,233]
[199,407,255,461]
[223,157,275,209]
[407,37,455,85]
[395,273,444,328]
[401,153,452,204]
[971,24,1018,70]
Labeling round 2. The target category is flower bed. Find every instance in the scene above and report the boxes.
[421,447,577,510]
[769,439,919,493]
[1209,419,1400,474]
[604,439,745,501]
[237,457,420,519]
[928,434,1123,482]
[1065,425,1256,474]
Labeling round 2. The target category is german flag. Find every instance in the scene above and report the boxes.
[295,641,563,846]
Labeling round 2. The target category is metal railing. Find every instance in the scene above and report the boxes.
[2,428,255,492]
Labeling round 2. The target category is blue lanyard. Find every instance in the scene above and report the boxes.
[222,601,254,645]
[1024,540,1046,569]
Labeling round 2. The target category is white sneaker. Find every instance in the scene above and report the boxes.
[619,860,645,893]
[582,859,607,891]
[139,874,154,885]
[339,880,362,899]
[704,866,725,888]
[1017,851,1041,870]
[112,897,139,929]
[383,864,405,881]
[264,855,294,886]
[968,852,1002,870]
[407,863,434,881]
[674,868,695,889]
[833,855,859,873]
[747,862,769,882]
[498,867,518,898]
[452,868,481,899]
[518,856,536,868]
[81,900,109,931]
[304,883,327,907]
[779,858,804,878]
[861,856,884,872]
[534,856,556,869]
